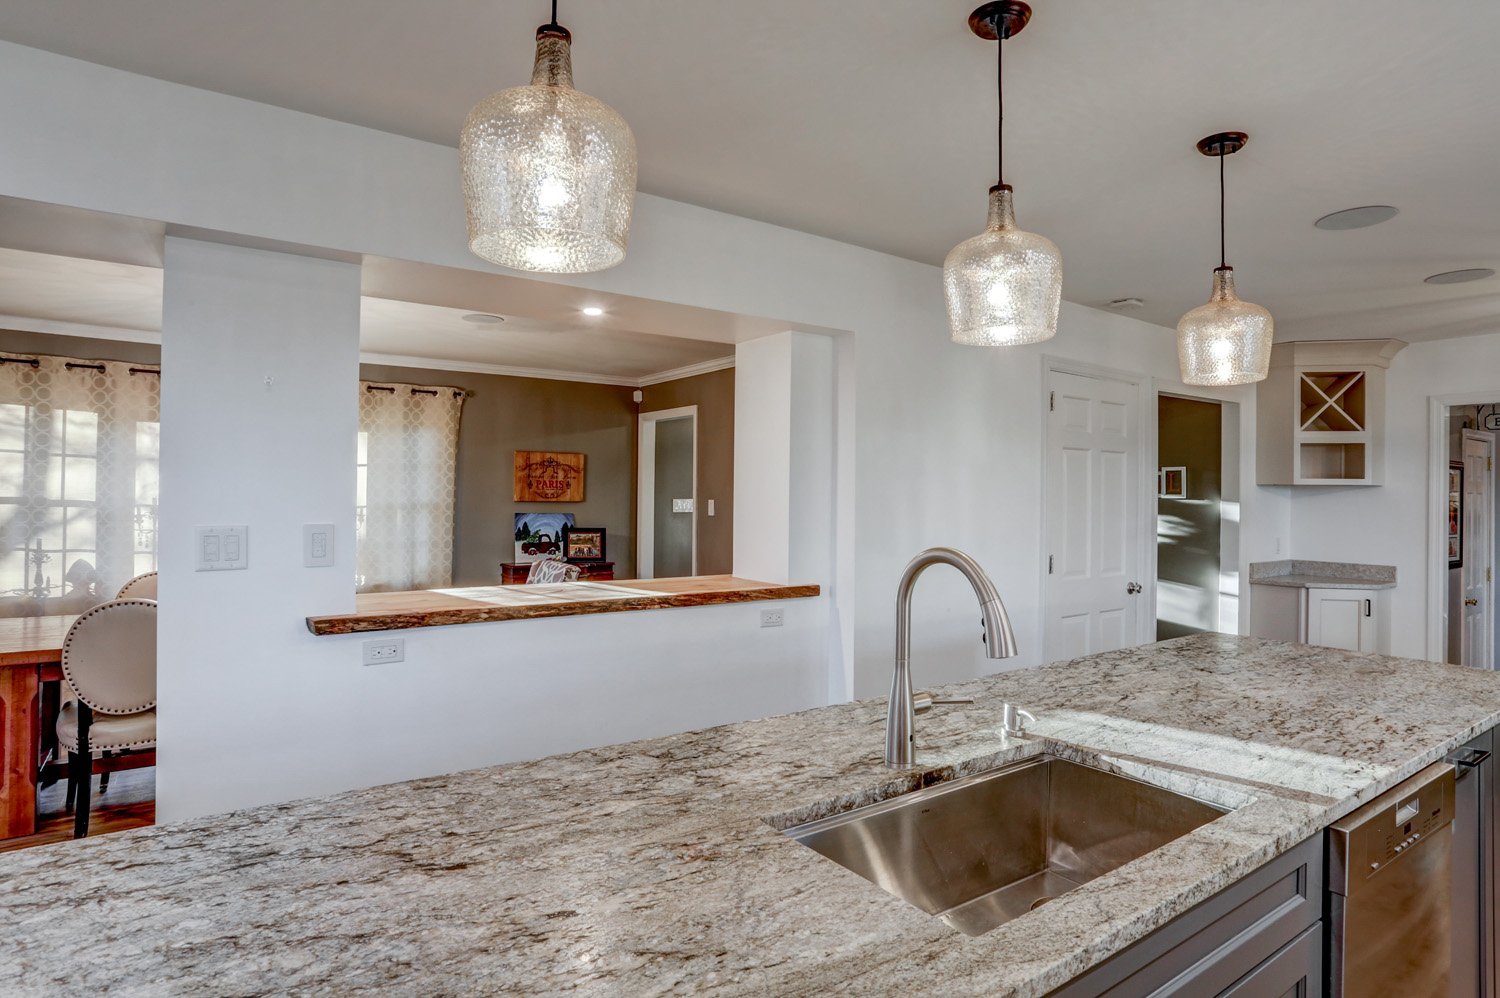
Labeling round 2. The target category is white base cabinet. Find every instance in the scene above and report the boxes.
[1250,584,1385,654]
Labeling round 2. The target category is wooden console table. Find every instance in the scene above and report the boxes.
[500,562,615,585]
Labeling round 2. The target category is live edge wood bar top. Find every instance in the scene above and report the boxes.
[305,575,820,635]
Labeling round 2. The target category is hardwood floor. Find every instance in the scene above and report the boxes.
[0,767,155,852]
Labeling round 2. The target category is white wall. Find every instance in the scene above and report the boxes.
[158,237,362,817]
[1290,332,1500,660]
[0,41,1285,817]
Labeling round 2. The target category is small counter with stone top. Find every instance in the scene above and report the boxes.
[2,634,1498,996]
[1248,558,1396,589]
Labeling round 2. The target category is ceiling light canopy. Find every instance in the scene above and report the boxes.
[461,312,506,325]
[1177,132,1273,386]
[460,1,637,274]
[1425,268,1496,285]
[943,2,1062,347]
[1314,205,1399,231]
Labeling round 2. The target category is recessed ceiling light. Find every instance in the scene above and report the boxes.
[581,306,605,317]
[1424,268,1496,285]
[1314,205,1399,231]
[461,312,506,324]
[1107,297,1144,309]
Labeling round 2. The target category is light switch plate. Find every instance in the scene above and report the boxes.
[707,499,716,517]
[672,498,695,513]
[304,523,335,567]
[195,525,248,572]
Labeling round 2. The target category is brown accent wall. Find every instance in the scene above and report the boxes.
[0,330,161,365]
[0,333,730,585]
[359,363,639,583]
[640,367,734,575]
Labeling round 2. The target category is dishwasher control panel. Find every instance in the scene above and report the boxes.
[1327,762,1456,891]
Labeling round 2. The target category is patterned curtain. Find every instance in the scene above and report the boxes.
[356,381,465,593]
[0,353,160,618]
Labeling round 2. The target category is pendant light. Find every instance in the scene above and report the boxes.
[943,2,1062,347]
[1176,132,1273,385]
[460,1,637,274]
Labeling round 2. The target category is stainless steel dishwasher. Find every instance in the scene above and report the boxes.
[1328,762,1457,997]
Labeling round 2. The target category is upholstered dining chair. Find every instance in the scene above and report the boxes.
[116,571,158,600]
[526,557,581,584]
[57,599,157,838]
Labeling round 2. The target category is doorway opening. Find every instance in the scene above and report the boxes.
[1155,393,1241,640]
[636,405,698,579]
[1445,405,1498,668]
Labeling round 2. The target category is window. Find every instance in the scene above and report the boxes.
[0,355,159,616]
[355,382,464,592]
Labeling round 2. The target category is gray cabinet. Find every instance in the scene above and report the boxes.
[1050,836,1322,997]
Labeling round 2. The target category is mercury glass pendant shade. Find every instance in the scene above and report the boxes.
[1177,267,1274,386]
[944,185,1062,346]
[460,26,637,274]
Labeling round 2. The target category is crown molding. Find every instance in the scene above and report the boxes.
[636,355,735,387]
[0,316,162,344]
[359,351,735,389]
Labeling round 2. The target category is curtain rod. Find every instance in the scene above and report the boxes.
[364,383,469,399]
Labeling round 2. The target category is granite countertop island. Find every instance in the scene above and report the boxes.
[3,634,1499,996]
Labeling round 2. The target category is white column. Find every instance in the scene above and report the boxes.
[157,236,360,821]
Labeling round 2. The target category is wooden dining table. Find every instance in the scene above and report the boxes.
[0,615,71,839]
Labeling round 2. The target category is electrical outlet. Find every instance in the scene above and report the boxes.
[362,638,405,666]
[760,608,784,628]
[304,523,335,567]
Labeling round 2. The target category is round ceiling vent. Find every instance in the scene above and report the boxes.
[1424,268,1496,285]
[460,313,506,324]
[1314,205,1399,230]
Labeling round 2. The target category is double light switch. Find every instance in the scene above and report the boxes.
[195,525,249,572]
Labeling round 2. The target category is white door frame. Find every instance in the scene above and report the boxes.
[1040,357,1154,662]
[637,405,699,579]
[1426,392,1500,661]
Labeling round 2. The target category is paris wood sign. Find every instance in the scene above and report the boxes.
[514,451,586,503]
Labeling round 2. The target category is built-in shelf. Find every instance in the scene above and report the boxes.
[1257,339,1406,486]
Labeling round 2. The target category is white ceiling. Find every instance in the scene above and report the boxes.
[0,243,742,383]
[3,1,1500,341]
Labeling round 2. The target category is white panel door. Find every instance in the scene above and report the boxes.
[1305,587,1376,652]
[1044,369,1144,661]
[1460,430,1495,669]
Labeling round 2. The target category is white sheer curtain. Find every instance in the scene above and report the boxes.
[356,381,465,593]
[0,353,160,617]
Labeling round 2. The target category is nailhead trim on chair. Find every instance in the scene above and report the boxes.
[116,571,158,599]
[60,599,158,715]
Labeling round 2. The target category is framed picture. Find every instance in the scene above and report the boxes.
[514,512,574,564]
[562,526,607,564]
[1449,462,1464,567]
[514,451,585,502]
[1158,467,1187,499]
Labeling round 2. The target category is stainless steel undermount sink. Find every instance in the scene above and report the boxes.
[784,755,1228,936]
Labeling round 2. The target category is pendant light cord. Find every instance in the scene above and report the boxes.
[996,25,1005,187]
[548,0,559,28]
[1219,150,1227,269]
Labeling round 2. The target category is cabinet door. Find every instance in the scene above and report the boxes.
[1305,588,1376,652]
[1218,924,1320,997]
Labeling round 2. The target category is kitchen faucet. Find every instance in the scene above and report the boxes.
[886,547,1018,768]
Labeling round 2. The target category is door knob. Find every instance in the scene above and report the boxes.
[1126,582,1143,595]
[1467,598,1480,607]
